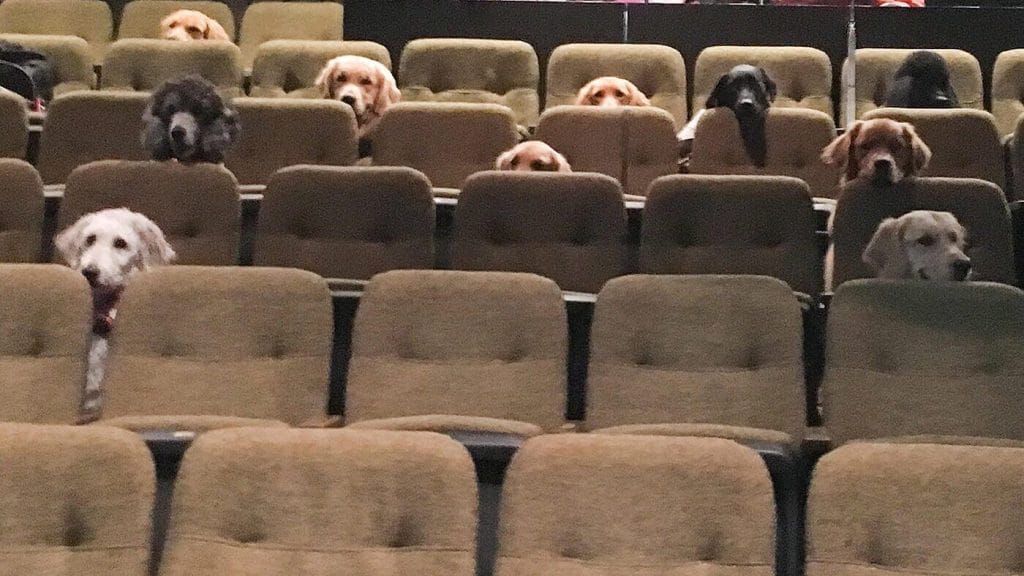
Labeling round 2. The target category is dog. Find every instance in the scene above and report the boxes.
[863,210,971,281]
[54,208,176,419]
[495,141,571,172]
[884,51,959,109]
[574,76,650,107]
[315,55,400,139]
[142,75,240,163]
[821,118,931,186]
[160,9,230,42]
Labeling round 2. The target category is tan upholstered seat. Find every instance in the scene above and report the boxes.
[254,165,434,279]
[117,0,237,41]
[689,107,842,199]
[37,91,151,185]
[496,434,775,576]
[585,275,805,446]
[0,423,153,573]
[237,2,343,71]
[693,45,833,116]
[992,49,1024,137]
[0,266,91,424]
[0,0,112,64]
[371,102,519,191]
[224,97,358,185]
[59,160,240,265]
[641,175,822,296]
[98,266,332,432]
[249,40,391,98]
[101,39,243,97]
[535,105,678,197]
[0,88,27,159]
[451,171,629,293]
[345,270,567,436]
[545,43,687,127]
[831,177,1015,287]
[398,38,539,128]
[0,160,43,262]
[0,34,95,96]
[160,428,476,576]
[808,442,1024,576]
[823,279,1024,445]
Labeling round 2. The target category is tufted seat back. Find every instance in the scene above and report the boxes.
[991,49,1024,137]
[0,160,43,263]
[496,434,775,576]
[118,0,236,41]
[0,33,95,96]
[0,0,112,64]
[237,2,343,71]
[250,40,391,98]
[101,39,243,97]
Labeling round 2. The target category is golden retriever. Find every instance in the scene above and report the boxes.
[575,76,650,107]
[315,55,400,138]
[495,141,571,172]
[821,118,931,186]
[160,9,230,41]
[863,210,971,281]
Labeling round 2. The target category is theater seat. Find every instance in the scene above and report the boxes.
[0,89,28,159]
[0,0,112,64]
[237,1,344,71]
[0,160,43,262]
[101,38,243,97]
[117,0,237,41]
[991,49,1024,137]
[249,40,391,98]
[0,33,96,96]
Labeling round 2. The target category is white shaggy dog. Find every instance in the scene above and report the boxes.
[863,210,971,281]
[54,208,176,419]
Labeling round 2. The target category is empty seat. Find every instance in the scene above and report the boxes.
[117,0,237,41]
[398,38,540,128]
[546,43,687,128]
[641,175,822,296]
[59,160,240,264]
[689,107,842,199]
[0,160,43,262]
[0,0,112,64]
[496,434,775,576]
[0,33,96,96]
[101,38,243,97]
[823,279,1024,445]
[831,177,1015,287]
[0,423,153,573]
[237,2,344,71]
[0,265,91,424]
[0,88,27,159]
[160,428,476,576]
[254,165,434,278]
[693,45,833,116]
[345,270,567,436]
[98,266,332,432]
[451,171,629,293]
[535,105,678,197]
[991,49,1024,137]
[249,39,390,98]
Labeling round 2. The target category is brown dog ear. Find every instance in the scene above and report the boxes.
[626,81,650,106]
[372,62,401,115]
[863,216,908,277]
[204,17,230,41]
[314,61,336,99]
[822,121,861,180]
[902,122,932,175]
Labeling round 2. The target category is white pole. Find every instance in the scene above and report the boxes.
[843,0,857,127]
[622,4,629,44]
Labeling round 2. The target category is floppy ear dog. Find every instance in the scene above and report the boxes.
[884,51,959,109]
[821,118,931,185]
[142,75,240,163]
[863,210,971,281]
[704,65,777,167]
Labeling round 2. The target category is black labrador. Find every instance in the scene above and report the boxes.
[884,50,959,109]
[703,64,777,167]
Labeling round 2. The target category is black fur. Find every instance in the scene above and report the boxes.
[142,75,240,163]
[706,64,777,167]
[884,51,959,109]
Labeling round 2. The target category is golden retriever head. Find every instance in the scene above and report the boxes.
[574,76,650,107]
[495,141,571,173]
[160,9,230,41]
[822,118,931,186]
[314,55,400,127]
[863,210,971,281]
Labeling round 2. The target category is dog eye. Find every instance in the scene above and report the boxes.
[186,26,200,34]
[916,235,935,247]
[359,77,373,86]
[113,237,128,250]
[85,234,96,247]
[530,160,548,170]
[614,89,625,98]
[336,74,347,83]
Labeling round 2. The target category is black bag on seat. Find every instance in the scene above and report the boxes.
[0,41,54,103]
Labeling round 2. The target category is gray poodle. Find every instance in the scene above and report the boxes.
[142,74,240,163]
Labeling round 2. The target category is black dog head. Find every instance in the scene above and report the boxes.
[884,50,959,109]
[706,64,777,119]
[142,74,240,163]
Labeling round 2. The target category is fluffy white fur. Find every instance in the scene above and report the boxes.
[495,141,571,172]
[863,210,972,281]
[315,55,400,138]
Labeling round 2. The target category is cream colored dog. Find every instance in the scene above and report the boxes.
[496,141,571,172]
[160,9,230,41]
[315,55,401,138]
[575,76,651,107]
[863,210,971,281]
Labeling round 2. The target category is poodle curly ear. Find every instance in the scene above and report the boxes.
[902,122,932,176]
[625,81,650,106]
[203,17,230,41]
[822,121,862,182]
[314,61,337,99]
[141,103,173,160]
[371,61,401,116]
[863,216,910,278]
[129,212,176,268]
[54,215,91,268]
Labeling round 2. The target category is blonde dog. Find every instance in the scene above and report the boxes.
[822,118,931,186]
[315,55,400,138]
[863,210,971,281]
[160,9,230,41]
[575,76,650,107]
[496,141,571,172]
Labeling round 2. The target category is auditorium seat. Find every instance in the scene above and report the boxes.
[831,177,1016,288]
[237,1,344,71]
[0,33,96,96]
[546,43,687,128]
[0,265,90,424]
[0,423,153,574]
[0,160,43,262]
[693,45,833,116]
[117,0,237,41]
[249,39,391,98]
[822,279,1024,445]
[688,107,842,199]
[495,434,775,576]
[97,266,332,432]
[344,270,567,436]
[398,38,540,129]
[254,165,435,279]
[451,171,629,294]
[535,105,678,197]
[101,39,243,97]
[159,428,477,576]
[0,89,27,159]
[991,49,1024,137]
[58,160,241,265]
[641,175,822,296]
[0,0,112,64]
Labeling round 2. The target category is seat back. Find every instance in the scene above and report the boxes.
[249,39,390,98]
[823,279,1024,444]
[0,88,27,159]
[101,38,243,97]
[831,177,1015,287]
[118,0,236,41]
[0,33,96,96]
[0,0,112,64]
[0,160,43,262]
[399,38,539,128]
[238,2,343,70]
[991,49,1024,137]
[545,43,687,128]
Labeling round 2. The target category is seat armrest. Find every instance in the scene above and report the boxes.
[447,430,525,484]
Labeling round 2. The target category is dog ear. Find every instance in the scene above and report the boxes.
[821,122,855,167]
[902,122,932,175]
[372,62,401,115]
[495,147,518,170]
[204,17,230,41]
[575,81,597,106]
[863,217,909,277]
[626,81,650,106]
[314,61,337,99]
[54,215,90,268]
[759,67,778,102]
[129,213,176,268]
[552,149,572,172]
[159,14,178,36]
[705,74,730,109]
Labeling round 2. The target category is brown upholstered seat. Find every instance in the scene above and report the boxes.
[451,171,629,293]
[0,0,112,64]
[237,1,343,71]
[254,165,434,279]
[344,270,567,436]
[59,160,240,265]
[0,89,27,159]
[117,0,237,41]
[0,265,91,424]
[641,175,822,296]
[0,423,153,574]
[496,434,775,576]
[822,279,1024,445]
[831,177,1015,288]
[0,160,43,262]
[160,428,476,576]
[992,49,1024,137]
[101,38,243,97]
[0,33,96,96]
[249,40,391,98]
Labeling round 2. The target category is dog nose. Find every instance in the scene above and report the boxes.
[736,99,756,114]
[340,95,356,106]
[82,267,99,285]
[170,126,187,142]
[952,258,972,281]
[874,158,893,172]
